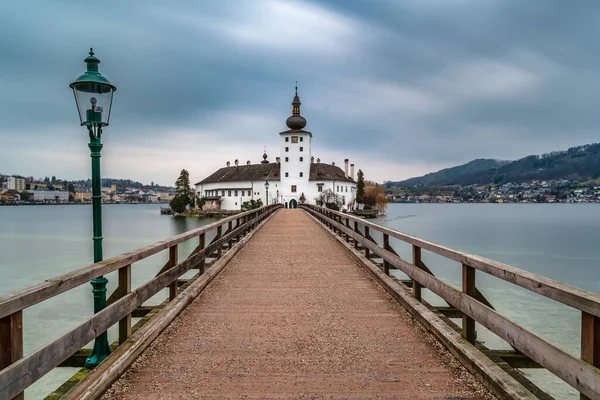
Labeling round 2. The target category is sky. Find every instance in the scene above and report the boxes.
[2,0,600,186]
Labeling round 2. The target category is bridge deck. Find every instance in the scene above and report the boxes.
[102,209,492,399]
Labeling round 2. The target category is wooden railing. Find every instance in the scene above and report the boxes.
[0,204,281,400]
[301,204,600,400]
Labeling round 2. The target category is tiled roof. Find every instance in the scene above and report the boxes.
[196,162,355,185]
[196,163,280,185]
[309,163,355,183]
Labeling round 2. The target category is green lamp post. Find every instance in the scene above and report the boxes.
[70,48,117,369]
[264,180,269,206]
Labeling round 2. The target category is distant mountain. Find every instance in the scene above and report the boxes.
[396,159,509,187]
[393,143,600,187]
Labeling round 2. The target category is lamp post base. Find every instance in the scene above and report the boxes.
[85,276,110,368]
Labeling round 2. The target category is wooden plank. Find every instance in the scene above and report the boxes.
[353,221,359,250]
[198,233,206,274]
[168,245,178,301]
[302,206,600,399]
[217,225,223,259]
[582,312,600,400]
[382,234,390,275]
[0,205,281,320]
[462,263,476,344]
[118,265,132,345]
[412,245,422,302]
[131,306,156,318]
[301,205,600,318]
[364,226,370,259]
[0,311,23,400]
[60,205,280,400]
[433,306,463,319]
[483,350,541,369]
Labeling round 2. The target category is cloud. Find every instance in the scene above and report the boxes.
[3,0,600,184]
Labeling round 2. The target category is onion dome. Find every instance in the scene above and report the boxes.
[286,84,307,130]
[261,147,269,164]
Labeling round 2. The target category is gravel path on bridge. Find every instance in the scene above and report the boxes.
[102,209,494,400]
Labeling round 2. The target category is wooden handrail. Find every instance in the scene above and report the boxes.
[301,204,600,399]
[301,204,600,317]
[0,204,281,400]
[0,205,278,320]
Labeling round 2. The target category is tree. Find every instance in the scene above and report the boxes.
[241,199,263,211]
[356,169,365,204]
[170,169,192,213]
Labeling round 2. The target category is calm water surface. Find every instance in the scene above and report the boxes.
[1,203,598,399]
[372,203,600,399]
[0,204,217,399]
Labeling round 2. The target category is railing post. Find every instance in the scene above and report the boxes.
[0,311,24,400]
[581,312,600,400]
[345,218,350,243]
[228,220,233,249]
[118,264,131,344]
[236,218,241,241]
[462,263,476,344]
[217,225,223,259]
[383,234,390,275]
[354,221,359,250]
[412,245,422,301]
[199,233,205,274]
[169,245,178,301]
[364,226,370,258]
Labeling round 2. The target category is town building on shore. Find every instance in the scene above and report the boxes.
[7,176,25,191]
[195,88,357,211]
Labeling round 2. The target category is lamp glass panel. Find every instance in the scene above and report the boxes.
[73,83,114,125]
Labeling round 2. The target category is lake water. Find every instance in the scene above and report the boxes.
[1,203,598,399]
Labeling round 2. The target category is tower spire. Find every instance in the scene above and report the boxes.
[286,83,307,130]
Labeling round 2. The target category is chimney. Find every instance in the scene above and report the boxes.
[246,160,251,165]
[226,161,230,167]
[317,158,320,163]
[350,164,355,180]
[311,156,314,163]
[276,157,281,164]
[234,159,239,167]
[344,159,349,178]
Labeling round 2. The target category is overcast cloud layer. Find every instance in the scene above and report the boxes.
[2,0,600,185]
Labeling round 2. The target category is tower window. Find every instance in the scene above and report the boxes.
[291,185,297,193]
[300,147,303,152]
[299,172,303,177]
[285,172,289,177]
[285,157,289,162]
[285,147,289,152]
[299,157,303,162]
[285,137,289,142]
[300,137,303,142]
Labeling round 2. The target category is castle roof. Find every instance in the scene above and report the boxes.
[309,163,355,183]
[196,162,354,185]
[196,163,280,185]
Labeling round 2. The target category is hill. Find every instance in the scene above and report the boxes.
[393,143,600,187]
[396,159,509,187]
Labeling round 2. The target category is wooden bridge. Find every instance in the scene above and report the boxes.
[1,205,599,399]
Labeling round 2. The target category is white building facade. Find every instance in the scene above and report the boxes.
[7,176,25,191]
[196,88,357,211]
[31,190,69,202]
